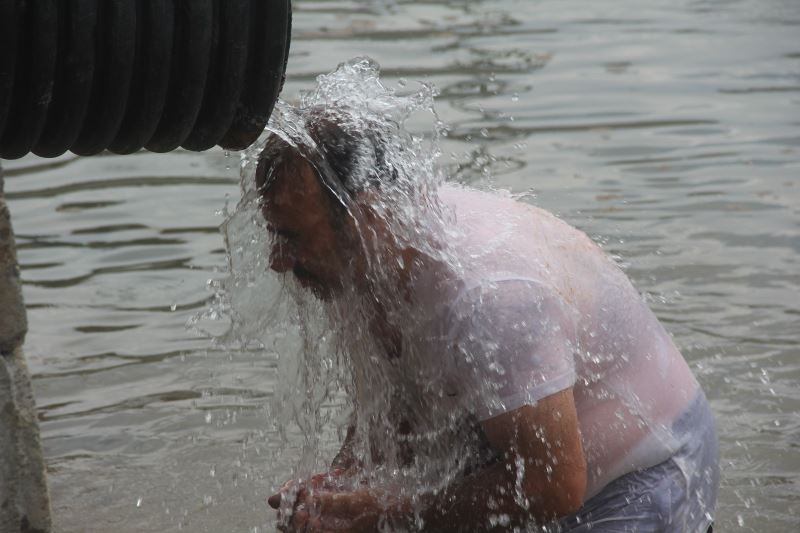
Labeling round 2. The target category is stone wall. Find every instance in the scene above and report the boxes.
[0,164,52,533]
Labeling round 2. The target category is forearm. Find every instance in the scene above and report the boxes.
[389,460,561,532]
[308,393,586,531]
[419,463,541,531]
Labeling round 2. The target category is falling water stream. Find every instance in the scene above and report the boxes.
[213,59,500,522]
[3,1,798,531]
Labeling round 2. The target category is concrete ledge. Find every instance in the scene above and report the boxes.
[1,347,51,533]
[0,176,27,355]
[0,165,52,533]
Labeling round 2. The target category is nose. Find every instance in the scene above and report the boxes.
[269,241,294,273]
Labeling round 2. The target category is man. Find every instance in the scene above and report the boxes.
[259,106,719,532]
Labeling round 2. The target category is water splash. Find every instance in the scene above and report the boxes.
[197,58,520,516]
[194,54,721,533]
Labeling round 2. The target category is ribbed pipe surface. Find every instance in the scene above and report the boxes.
[0,0,291,159]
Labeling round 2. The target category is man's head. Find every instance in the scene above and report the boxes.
[255,108,398,299]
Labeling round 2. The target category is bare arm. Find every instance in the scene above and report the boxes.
[406,387,587,530]
[296,388,588,532]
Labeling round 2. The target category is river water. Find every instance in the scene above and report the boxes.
[3,0,799,531]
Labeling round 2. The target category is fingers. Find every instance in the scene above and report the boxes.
[287,507,334,533]
[291,507,309,530]
[276,501,308,532]
[269,471,349,510]
[268,476,308,510]
[268,484,300,510]
[278,494,346,532]
[271,476,370,532]
[310,469,347,491]
[316,489,375,517]
[267,492,281,509]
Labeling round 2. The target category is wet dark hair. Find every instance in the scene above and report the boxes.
[256,108,399,214]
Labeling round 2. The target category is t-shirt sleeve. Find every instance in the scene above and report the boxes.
[448,279,577,421]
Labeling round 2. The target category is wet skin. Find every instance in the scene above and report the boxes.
[258,152,587,532]
[257,156,358,299]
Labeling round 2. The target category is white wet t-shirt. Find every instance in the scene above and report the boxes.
[400,184,702,499]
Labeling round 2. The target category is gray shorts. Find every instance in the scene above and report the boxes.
[556,391,720,533]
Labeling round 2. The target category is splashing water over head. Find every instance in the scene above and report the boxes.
[207,58,490,501]
[202,57,719,533]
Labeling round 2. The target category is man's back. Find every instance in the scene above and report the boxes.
[438,184,701,498]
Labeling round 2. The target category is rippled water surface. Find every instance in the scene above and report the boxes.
[3,0,799,531]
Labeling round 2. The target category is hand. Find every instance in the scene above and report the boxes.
[279,489,394,533]
[267,469,347,510]
[268,470,354,532]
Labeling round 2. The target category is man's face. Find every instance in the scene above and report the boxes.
[258,156,353,299]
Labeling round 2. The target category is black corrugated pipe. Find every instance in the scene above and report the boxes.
[0,0,291,160]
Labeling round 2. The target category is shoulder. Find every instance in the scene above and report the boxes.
[449,278,576,342]
[458,278,567,312]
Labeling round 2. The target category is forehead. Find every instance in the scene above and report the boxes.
[259,154,328,224]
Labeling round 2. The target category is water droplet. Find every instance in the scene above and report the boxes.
[737,514,744,527]
[136,496,143,508]
[205,412,212,424]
